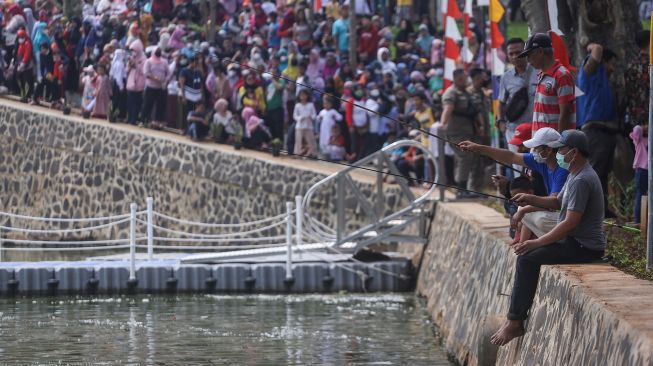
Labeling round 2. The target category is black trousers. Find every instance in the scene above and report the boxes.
[582,124,616,214]
[508,237,603,320]
[127,90,143,125]
[141,87,167,123]
[33,78,58,102]
[396,157,424,185]
[266,107,285,140]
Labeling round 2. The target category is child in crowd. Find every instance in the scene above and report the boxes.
[187,103,210,141]
[211,98,242,143]
[293,89,317,157]
[91,63,111,119]
[631,122,649,224]
[326,123,346,161]
[318,95,343,156]
[80,65,96,118]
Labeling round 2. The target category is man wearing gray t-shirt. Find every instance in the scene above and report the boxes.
[490,130,606,346]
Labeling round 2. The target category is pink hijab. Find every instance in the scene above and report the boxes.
[430,38,443,66]
[169,26,186,50]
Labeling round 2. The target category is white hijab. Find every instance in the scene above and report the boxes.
[110,49,127,90]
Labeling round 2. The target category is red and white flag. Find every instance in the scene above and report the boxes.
[462,0,475,65]
[443,0,462,89]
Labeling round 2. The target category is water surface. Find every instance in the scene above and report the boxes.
[0,293,452,365]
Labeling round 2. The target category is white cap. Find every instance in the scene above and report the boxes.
[523,127,563,149]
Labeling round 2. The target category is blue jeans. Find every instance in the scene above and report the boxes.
[635,168,649,224]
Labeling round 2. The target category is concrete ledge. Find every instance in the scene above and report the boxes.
[416,202,653,366]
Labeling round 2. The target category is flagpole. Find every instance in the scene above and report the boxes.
[481,6,487,69]
[646,11,653,271]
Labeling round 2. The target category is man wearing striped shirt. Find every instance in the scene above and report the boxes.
[518,33,576,133]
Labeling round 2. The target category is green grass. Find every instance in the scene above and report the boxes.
[508,20,649,37]
[506,21,529,41]
[605,227,653,281]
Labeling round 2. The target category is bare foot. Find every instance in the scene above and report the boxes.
[490,320,525,346]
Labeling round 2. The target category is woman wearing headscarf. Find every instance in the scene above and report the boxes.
[23,8,35,38]
[376,47,396,74]
[126,40,146,125]
[142,47,170,129]
[306,48,323,82]
[168,25,185,51]
[158,32,170,54]
[322,52,339,81]
[244,113,272,149]
[430,38,443,66]
[238,72,266,116]
[109,48,127,121]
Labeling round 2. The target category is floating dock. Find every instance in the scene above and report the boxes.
[0,251,413,297]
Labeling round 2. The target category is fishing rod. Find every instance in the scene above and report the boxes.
[218,56,522,174]
[254,145,632,233]
[255,145,528,204]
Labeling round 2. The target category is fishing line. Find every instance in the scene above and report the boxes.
[218,56,522,174]
[255,145,523,203]
[255,146,632,232]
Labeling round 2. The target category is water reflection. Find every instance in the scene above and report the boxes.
[0,294,452,365]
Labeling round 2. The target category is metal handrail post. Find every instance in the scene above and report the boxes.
[129,203,137,280]
[285,202,293,280]
[376,153,384,216]
[146,197,154,261]
[295,195,303,259]
[336,174,345,244]
[437,127,446,201]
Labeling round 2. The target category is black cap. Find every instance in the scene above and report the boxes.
[517,33,552,58]
[556,130,590,155]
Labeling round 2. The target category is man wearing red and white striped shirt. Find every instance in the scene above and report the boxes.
[518,33,576,133]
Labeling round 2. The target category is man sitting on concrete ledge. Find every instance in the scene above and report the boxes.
[490,130,606,346]
[459,127,568,242]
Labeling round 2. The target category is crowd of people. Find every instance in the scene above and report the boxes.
[0,0,460,172]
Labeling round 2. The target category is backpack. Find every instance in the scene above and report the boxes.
[505,68,533,122]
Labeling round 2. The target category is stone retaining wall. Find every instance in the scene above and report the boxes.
[0,101,409,241]
[416,202,653,366]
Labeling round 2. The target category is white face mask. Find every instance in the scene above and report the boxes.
[18,38,25,44]
[533,150,547,163]
[228,70,237,78]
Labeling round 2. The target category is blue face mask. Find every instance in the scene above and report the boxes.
[556,150,572,170]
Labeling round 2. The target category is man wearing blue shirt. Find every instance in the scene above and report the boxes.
[576,43,618,217]
[459,127,568,238]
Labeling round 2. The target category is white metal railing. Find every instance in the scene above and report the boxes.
[301,140,437,247]
[0,197,309,276]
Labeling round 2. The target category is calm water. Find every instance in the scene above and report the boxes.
[0,294,452,365]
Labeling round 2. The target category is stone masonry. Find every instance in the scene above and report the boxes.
[416,202,653,366]
[0,100,411,242]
